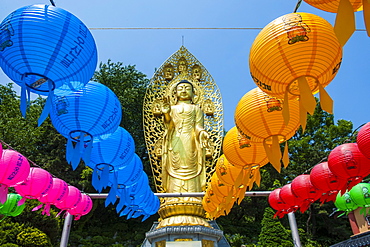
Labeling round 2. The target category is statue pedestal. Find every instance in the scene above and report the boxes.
[143,222,227,247]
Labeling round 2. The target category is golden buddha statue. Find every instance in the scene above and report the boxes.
[161,80,209,198]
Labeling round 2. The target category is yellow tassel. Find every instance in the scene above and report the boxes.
[234,169,244,189]
[282,90,290,126]
[363,0,370,37]
[263,136,282,173]
[283,142,289,168]
[255,168,261,187]
[298,76,316,115]
[319,84,333,114]
[334,0,355,46]
[299,99,307,133]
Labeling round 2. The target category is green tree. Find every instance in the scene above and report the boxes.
[258,207,292,247]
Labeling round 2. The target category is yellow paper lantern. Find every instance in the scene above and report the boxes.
[303,0,369,46]
[223,126,269,168]
[234,87,300,172]
[249,12,342,118]
[215,154,244,187]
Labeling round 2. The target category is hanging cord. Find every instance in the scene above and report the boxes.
[50,0,56,6]
[344,122,366,143]
[294,0,303,13]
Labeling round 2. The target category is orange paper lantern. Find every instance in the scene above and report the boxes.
[234,87,300,172]
[249,12,342,119]
[223,126,269,168]
[303,0,369,46]
[215,154,244,188]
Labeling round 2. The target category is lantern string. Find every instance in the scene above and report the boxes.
[50,0,56,6]
[293,0,303,13]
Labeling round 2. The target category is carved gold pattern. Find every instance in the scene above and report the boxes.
[143,46,223,194]
[155,240,166,247]
[202,239,215,247]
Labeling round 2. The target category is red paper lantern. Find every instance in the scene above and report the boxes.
[310,162,347,203]
[357,122,370,159]
[328,143,370,190]
[268,188,290,218]
[291,174,322,212]
[279,184,304,213]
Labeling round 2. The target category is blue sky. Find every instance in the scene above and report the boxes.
[1,0,369,132]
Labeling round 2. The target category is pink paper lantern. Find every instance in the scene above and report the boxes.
[15,167,53,205]
[328,143,370,190]
[33,178,69,216]
[0,149,30,203]
[54,185,82,215]
[68,193,93,220]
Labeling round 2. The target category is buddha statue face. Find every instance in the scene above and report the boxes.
[192,65,202,81]
[178,57,188,73]
[163,64,174,80]
[176,81,193,101]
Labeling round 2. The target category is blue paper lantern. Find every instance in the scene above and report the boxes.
[50,81,122,169]
[88,127,135,193]
[0,4,97,119]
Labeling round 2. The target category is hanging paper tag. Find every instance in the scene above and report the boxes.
[334,0,355,46]
[282,142,289,168]
[282,90,290,126]
[298,76,316,115]
[318,84,333,114]
[299,99,307,133]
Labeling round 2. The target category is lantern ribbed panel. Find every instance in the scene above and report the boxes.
[334,192,358,212]
[88,127,135,170]
[0,193,25,216]
[215,154,242,187]
[0,4,97,94]
[280,184,304,211]
[304,0,363,13]
[268,188,289,211]
[54,185,82,211]
[357,122,370,159]
[15,167,53,200]
[123,172,150,206]
[223,126,269,167]
[291,175,322,202]
[39,178,68,205]
[349,183,370,207]
[202,193,218,213]
[234,87,300,143]
[50,81,122,141]
[0,150,30,187]
[328,143,370,180]
[310,162,346,192]
[68,193,93,218]
[115,154,143,187]
[210,173,232,198]
[249,12,342,100]
[205,184,223,204]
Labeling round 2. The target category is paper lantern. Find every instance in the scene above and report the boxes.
[234,87,300,172]
[328,143,370,190]
[303,0,369,46]
[222,126,269,168]
[0,4,97,119]
[34,178,69,216]
[114,154,144,187]
[268,188,290,218]
[68,193,93,220]
[0,149,30,203]
[88,127,135,193]
[0,193,25,220]
[357,122,370,159]
[310,162,347,203]
[14,167,53,205]
[334,191,358,215]
[50,81,122,170]
[279,184,304,213]
[249,12,342,120]
[210,173,235,215]
[291,174,323,213]
[215,154,244,188]
[54,185,82,215]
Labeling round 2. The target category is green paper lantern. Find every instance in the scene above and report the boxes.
[334,191,358,215]
[0,193,25,220]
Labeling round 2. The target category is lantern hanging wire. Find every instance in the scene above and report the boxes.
[294,0,302,13]
[50,0,56,6]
